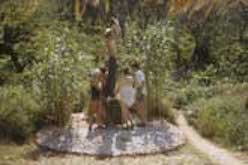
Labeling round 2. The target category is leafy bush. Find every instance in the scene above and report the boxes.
[146,97,175,124]
[168,79,248,109]
[27,22,94,127]
[187,94,248,150]
[167,80,216,108]
[0,85,40,142]
[170,92,188,109]
[208,12,248,82]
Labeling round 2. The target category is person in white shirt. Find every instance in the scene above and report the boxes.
[131,63,147,126]
[116,68,135,128]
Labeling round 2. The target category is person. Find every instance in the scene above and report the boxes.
[99,67,107,93]
[99,18,124,126]
[110,17,122,38]
[116,68,135,128]
[103,28,118,100]
[98,66,107,124]
[131,62,147,126]
[88,68,106,131]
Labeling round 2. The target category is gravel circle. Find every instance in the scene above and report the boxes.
[36,113,186,156]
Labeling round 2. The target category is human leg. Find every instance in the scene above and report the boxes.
[88,100,98,131]
[119,99,130,123]
[95,99,106,126]
[132,98,147,126]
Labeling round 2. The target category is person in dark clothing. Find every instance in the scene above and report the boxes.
[104,55,118,98]
[101,20,122,125]
[103,27,119,99]
[91,85,101,100]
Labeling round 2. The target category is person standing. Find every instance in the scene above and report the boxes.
[131,62,147,126]
[103,17,121,100]
[103,28,118,100]
[101,18,123,125]
[115,68,135,128]
[88,68,106,131]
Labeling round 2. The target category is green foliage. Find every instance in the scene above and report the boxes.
[0,0,103,129]
[165,75,248,112]
[165,19,195,70]
[26,22,94,126]
[0,0,33,25]
[183,82,248,150]
[187,94,248,150]
[124,19,195,70]
[122,21,195,116]
[208,11,248,81]
[146,97,175,124]
[0,0,247,147]
[0,85,40,142]
[165,79,215,109]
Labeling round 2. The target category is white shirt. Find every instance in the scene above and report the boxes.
[118,76,136,108]
[134,70,147,95]
[135,70,145,84]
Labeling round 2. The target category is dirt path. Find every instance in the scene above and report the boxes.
[175,111,245,165]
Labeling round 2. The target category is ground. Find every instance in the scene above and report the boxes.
[175,111,247,165]
[0,112,247,165]
[36,113,185,156]
[0,143,214,165]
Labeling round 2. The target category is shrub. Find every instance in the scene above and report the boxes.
[170,92,188,109]
[187,95,248,149]
[146,96,175,124]
[169,80,216,108]
[28,23,93,127]
[169,80,248,109]
[0,85,40,142]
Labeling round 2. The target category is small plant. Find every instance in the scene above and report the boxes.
[28,23,93,127]
[146,96,175,123]
[187,94,248,149]
[0,85,40,142]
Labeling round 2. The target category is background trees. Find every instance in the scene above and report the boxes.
[0,0,247,148]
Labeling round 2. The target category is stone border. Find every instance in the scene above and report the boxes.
[36,113,186,156]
